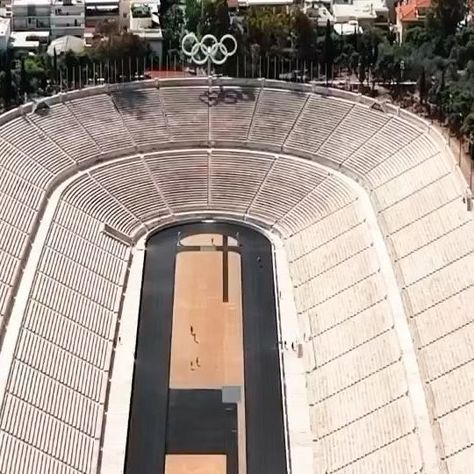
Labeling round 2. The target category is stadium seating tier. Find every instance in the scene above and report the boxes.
[0,79,471,474]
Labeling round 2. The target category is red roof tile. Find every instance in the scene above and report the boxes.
[396,0,431,22]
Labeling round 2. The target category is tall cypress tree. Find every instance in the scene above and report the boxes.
[323,19,335,85]
[53,47,58,84]
[418,66,427,104]
[1,50,14,107]
[20,57,29,99]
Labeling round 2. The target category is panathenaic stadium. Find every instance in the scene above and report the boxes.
[0,77,472,474]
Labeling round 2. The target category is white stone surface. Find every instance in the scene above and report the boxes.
[0,79,471,473]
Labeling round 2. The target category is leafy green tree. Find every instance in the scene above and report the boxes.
[293,10,316,62]
[96,19,120,36]
[246,7,292,55]
[374,42,397,84]
[160,0,176,18]
[24,55,47,93]
[162,4,184,54]
[92,31,148,61]
[202,0,230,37]
[432,0,467,36]
[404,26,429,48]
[462,112,474,142]
[437,82,474,135]
[185,0,201,33]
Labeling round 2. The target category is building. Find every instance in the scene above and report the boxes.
[129,1,162,56]
[84,0,119,27]
[395,0,431,42]
[238,0,293,5]
[332,0,390,30]
[47,32,84,54]
[227,0,293,10]
[11,0,51,31]
[10,0,84,48]
[9,29,49,48]
[10,0,84,40]
[334,19,363,35]
[468,0,474,23]
[0,17,10,50]
[303,1,335,26]
[50,0,85,38]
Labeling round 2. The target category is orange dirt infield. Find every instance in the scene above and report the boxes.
[169,234,246,473]
[165,454,226,474]
[169,248,244,389]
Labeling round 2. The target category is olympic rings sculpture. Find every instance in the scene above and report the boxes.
[181,33,238,66]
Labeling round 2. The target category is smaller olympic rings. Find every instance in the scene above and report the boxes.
[181,32,238,66]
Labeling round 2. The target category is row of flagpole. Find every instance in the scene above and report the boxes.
[52,53,342,92]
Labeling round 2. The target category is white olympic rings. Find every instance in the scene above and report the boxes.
[182,33,237,66]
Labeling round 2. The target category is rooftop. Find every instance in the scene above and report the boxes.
[333,0,389,20]
[84,0,119,5]
[52,0,85,5]
[0,18,9,36]
[396,0,431,22]
[47,34,84,55]
[10,29,49,47]
[131,3,151,17]
[334,20,364,35]
[130,1,160,29]
[237,0,293,6]
[12,0,51,6]
[135,29,162,39]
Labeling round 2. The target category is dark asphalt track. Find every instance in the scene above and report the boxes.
[124,222,287,474]
[167,388,238,474]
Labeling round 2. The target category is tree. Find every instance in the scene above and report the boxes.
[351,24,359,52]
[374,43,397,85]
[322,19,335,84]
[24,54,47,93]
[246,7,292,56]
[0,71,9,109]
[92,31,148,61]
[159,0,176,19]
[202,0,230,38]
[19,57,29,99]
[418,66,428,104]
[185,0,201,33]
[293,10,316,62]
[96,19,120,37]
[162,4,184,54]
[0,50,14,108]
[87,31,148,81]
[358,59,366,85]
[53,48,58,83]
[432,0,467,36]
[349,51,360,75]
